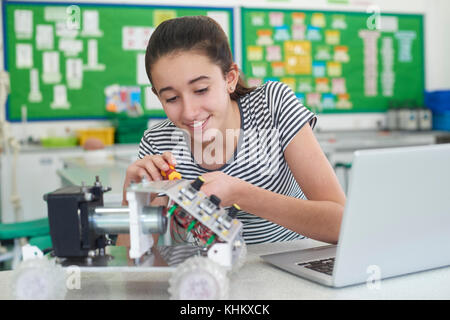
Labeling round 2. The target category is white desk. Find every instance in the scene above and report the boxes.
[1,239,449,300]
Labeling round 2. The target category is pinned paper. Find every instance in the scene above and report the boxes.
[280,77,296,92]
[105,85,143,116]
[84,40,105,71]
[331,78,347,94]
[269,12,284,26]
[42,51,61,83]
[145,86,163,110]
[55,21,78,38]
[271,62,285,77]
[123,26,154,50]
[307,93,322,108]
[325,30,340,45]
[36,25,54,50]
[332,15,347,29]
[251,13,265,26]
[274,26,290,41]
[379,16,398,32]
[81,10,103,37]
[359,30,381,96]
[154,10,176,26]
[292,25,306,40]
[16,44,33,69]
[248,46,264,61]
[137,53,150,85]
[298,78,312,93]
[315,46,331,61]
[15,10,33,39]
[322,94,336,109]
[28,69,42,103]
[315,78,330,93]
[311,13,326,28]
[395,31,416,62]
[312,62,326,77]
[51,85,70,109]
[44,6,66,22]
[327,62,342,77]
[284,41,311,75]
[381,37,395,97]
[334,46,349,63]
[66,58,83,89]
[247,78,263,87]
[208,12,229,39]
[251,63,267,77]
[256,30,273,46]
[306,26,322,41]
[336,93,352,109]
[59,38,83,57]
[266,46,281,61]
[296,93,305,104]
[292,12,305,25]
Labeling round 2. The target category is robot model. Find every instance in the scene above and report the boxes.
[12,169,246,300]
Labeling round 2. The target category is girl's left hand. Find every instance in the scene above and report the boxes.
[199,171,245,207]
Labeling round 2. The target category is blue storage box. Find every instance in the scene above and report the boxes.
[425,90,450,113]
[432,111,450,131]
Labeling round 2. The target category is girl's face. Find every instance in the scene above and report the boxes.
[150,50,239,145]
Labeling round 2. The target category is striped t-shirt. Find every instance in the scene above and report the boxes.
[138,81,317,244]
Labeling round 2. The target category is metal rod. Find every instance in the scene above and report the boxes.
[89,206,167,235]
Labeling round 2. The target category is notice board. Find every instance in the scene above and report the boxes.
[241,7,425,113]
[3,1,234,121]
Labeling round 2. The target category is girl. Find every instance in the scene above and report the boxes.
[122,15,345,245]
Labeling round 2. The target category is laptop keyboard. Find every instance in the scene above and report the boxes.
[297,257,335,276]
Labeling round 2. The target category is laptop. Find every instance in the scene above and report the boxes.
[261,143,450,287]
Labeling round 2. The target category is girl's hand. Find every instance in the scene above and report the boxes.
[122,152,177,205]
[199,171,245,207]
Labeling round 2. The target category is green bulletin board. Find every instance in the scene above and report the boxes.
[241,7,425,113]
[4,1,234,121]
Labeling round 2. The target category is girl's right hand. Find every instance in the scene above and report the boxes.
[122,151,177,205]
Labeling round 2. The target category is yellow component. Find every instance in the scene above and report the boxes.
[222,230,229,236]
[212,214,218,219]
[233,203,241,210]
[198,176,205,182]
[77,127,115,146]
[182,200,191,206]
[202,216,210,222]
[168,171,182,180]
[161,165,182,180]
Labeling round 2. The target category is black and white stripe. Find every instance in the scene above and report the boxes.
[138,81,317,244]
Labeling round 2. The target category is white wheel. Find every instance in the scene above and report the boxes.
[12,258,67,300]
[168,256,229,300]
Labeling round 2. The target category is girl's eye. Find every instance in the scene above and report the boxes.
[195,87,209,94]
[166,96,178,103]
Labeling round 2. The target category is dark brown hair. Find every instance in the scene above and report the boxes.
[145,15,254,101]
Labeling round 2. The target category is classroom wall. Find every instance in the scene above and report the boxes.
[1,0,449,139]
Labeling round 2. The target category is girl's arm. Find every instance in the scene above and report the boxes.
[201,123,346,244]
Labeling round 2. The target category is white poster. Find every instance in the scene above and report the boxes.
[16,44,33,68]
[145,86,162,110]
[15,10,33,39]
[36,25,54,50]
[42,51,61,83]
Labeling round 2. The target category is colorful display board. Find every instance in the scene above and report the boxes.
[241,8,425,113]
[3,1,234,121]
